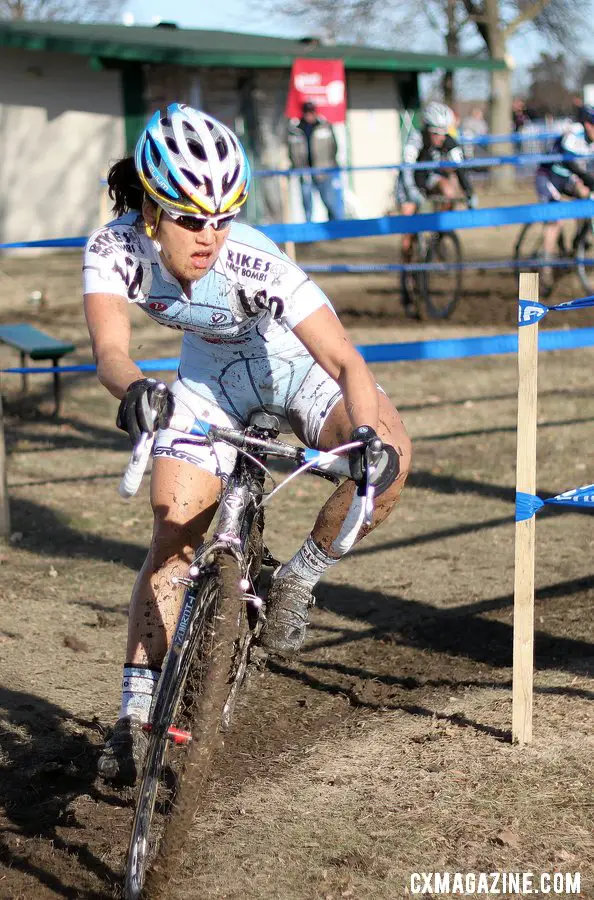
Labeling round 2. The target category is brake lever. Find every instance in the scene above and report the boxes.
[307,467,340,486]
[363,437,383,526]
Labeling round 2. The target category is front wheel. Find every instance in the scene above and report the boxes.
[124,552,247,900]
[422,231,463,319]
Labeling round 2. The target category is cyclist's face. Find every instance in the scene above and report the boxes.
[144,202,232,284]
[429,130,447,147]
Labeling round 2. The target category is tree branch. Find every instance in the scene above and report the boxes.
[503,0,552,37]
[459,0,490,47]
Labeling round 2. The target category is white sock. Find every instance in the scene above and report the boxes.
[119,665,160,724]
[278,534,340,588]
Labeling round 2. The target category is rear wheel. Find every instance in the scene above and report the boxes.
[400,234,426,320]
[514,222,546,269]
[515,221,569,297]
[422,231,463,319]
[124,552,247,900]
[574,220,594,293]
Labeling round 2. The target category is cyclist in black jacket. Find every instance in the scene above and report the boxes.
[396,102,477,317]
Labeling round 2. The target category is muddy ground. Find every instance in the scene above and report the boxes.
[0,208,592,899]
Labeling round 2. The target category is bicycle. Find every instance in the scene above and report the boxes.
[514,215,594,296]
[118,387,382,900]
[401,197,463,320]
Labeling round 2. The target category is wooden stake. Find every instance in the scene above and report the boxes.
[512,272,539,745]
[0,390,10,543]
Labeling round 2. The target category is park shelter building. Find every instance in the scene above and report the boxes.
[0,20,506,244]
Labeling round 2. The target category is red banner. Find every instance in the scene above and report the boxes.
[285,58,346,124]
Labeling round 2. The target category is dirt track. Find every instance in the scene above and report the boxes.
[0,217,593,899]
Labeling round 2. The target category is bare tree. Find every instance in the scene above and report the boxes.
[525,53,577,117]
[263,0,589,188]
[0,0,123,20]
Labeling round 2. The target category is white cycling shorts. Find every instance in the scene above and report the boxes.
[153,357,344,479]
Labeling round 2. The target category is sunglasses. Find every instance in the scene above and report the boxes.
[169,212,237,232]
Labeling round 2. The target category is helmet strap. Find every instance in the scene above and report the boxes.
[144,205,162,240]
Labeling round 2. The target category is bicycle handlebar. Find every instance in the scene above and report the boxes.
[119,415,383,537]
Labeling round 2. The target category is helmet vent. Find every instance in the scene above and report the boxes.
[215,138,228,161]
[202,175,214,198]
[181,167,201,188]
[165,137,180,154]
[228,163,239,186]
[187,139,207,161]
[167,171,181,193]
[161,116,171,128]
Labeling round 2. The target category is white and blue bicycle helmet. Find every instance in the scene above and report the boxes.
[422,101,453,133]
[135,103,251,217]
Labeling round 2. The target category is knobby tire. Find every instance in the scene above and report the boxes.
[423,231,462,319]
[574,221,594,294]
[124,552,247,900]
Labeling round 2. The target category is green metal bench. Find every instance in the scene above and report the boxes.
[0,323,76,415]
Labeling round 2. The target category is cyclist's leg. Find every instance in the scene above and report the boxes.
[123,385,241,707]
[99,387,240,781]
[125,457,221,670]
[432,174,458,205]
[300,175,314,222]
[262,367,410,653]
[311,392,411,549]
[99,456,222,782]
[400,201,418,259]
[535,170,563,289]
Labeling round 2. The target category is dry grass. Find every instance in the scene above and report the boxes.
[0,245,593,899]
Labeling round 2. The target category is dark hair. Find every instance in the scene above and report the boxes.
[107,156,145,216]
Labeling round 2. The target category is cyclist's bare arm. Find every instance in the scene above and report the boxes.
[84,292,144,400]
[292,306,379,431]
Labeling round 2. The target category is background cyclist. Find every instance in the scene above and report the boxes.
[396,101,477,318]
[83,104,412,787]
[534,104,594,295]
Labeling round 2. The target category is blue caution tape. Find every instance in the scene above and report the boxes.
[518,300,551,325]
[254,151,590,178]
[2,199,594,250]
[303,257,594,275]
[546,484,594,507]
[459,130,560,147]
[259,199,594,244]
[515,492,545,521]
[4,329,594,375]
[0,236,87,250]
[516,484,594,520]
[518,293,594,325]
[1,358,180,375]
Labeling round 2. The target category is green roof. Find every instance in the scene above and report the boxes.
[0,20,507,72]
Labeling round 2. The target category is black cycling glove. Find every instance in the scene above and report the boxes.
[349,425,400,496]
[116,378,173,446]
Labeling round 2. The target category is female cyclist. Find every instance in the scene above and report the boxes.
[83,103,411,785]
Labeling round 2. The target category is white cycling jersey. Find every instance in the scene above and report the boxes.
[83,213,345,473]
[83,213,330,357]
